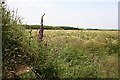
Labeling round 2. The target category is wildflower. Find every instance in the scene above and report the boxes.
[38,26,44,42]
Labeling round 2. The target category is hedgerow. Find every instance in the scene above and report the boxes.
[1,1,37,78]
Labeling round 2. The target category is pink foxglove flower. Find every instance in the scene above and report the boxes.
[38,27,44,42]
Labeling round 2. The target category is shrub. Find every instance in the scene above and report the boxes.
[1,1,37,78]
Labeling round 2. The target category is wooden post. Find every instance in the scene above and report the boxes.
[38,13,45,42]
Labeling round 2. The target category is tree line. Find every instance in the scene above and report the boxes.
[22,24,84,30]
[23,25,117,31]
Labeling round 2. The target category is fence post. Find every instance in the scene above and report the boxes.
[38,13,45,42]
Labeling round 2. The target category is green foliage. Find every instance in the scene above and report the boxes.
[19,71,36,79]
[1,1,38,78]
[2,1,118,79]
[41,30,118,78]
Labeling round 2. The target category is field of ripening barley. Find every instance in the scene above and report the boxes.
[24,30,118,78]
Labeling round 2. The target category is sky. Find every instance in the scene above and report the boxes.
[7,0,119,29]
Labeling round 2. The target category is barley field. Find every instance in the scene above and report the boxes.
[24,30,118,78]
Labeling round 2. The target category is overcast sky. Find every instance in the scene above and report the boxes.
[7,0,119,29]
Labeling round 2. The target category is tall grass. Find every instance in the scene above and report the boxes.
[37,30,118,78]
[2,0,118,79]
